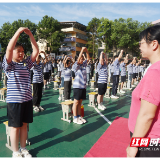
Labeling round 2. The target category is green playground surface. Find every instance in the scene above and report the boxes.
[0,81,133,157]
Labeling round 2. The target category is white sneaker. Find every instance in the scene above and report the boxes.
[33,106,40,112]
[79,117,87,123]
[39,106,44,111]
[100,102,106,109]
[98,104,105,110]
[44,85,46,89]
[12,152,23,158]
[110,95,119,99]
[73,118,83,124]
[20,148,32,158]
[120,90,125,93]
[47,82,49,85]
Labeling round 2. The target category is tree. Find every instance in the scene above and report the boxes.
[0,19,37,54]
[0,22,12,53]
[97,17,113,53]
[36,15,65,53]
[86,17,101,58]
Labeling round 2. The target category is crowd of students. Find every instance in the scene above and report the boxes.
[3,26,157,158]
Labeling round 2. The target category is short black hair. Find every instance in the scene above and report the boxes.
[114,55,118,59]
[14,42,25,50]
[139,25,160,44]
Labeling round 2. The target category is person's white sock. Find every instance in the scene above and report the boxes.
[13,150,21,154]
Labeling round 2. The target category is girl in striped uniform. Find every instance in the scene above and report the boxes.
[48,56,52,84]
[72,47,90,124]
[97,52,108,110]
[2,27,39,158]
[63,56,73,100]
[42,52,49,89]
[32,52,44,112]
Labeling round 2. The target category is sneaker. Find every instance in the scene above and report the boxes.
[79,117,87,123]
[20,148,32,158]
[44,85,46,89]
[100,102,106,109]
[39,106,44,111]
[33,106,40,112]
[73,118,83,124]
[12,152,23,158]
[120,90,125,93]
[47,82,49,85]
[110,95,119,99]
[98,104,105,110]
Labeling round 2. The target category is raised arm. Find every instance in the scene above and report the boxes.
[24,28,39,62]
[124,54,128,64]
[99,52,103,65]
[6,27,28,64]
[77,47,86,64]
[118,50,123,61]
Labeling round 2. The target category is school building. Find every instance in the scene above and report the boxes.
[59,21,88,58]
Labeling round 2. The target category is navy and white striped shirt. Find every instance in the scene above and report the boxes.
[135,66,138,73]
[120,62,126,76]
[95,62,98,73]
[111,63,114,73]
[140,66,144,72]
[127,64,133,74]
[86,64,91,74]
[61,63,65,77]
[72,60,87,89]
[133,64,136,73]
[64,66,72,81]
[113,59,120,75]
[48,61,52,71]
[2,55,34,103]
[43,62,49,73]
[32,62,43,83]
[97,62,108,83]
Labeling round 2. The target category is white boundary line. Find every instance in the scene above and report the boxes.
[94,107,112,125]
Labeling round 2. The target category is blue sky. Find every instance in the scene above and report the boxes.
[0,2,160,28]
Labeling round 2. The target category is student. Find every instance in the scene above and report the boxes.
[94,58,99,89]
[57,59,61,78]
[2,27,39,157]
[63,56,73,100]
[60,58,65,88]
[42,52,49,89]
[86,60,91,85]
[126,25,160,158]
[47,56,52,83]
[119,54,128,93]
[90,59,94,79]
[72,47,90,124]
[110,50,123,99]
[127,58,136,89]
[32,53,44,112]
[97,52,108,110]
[110,59,114,83]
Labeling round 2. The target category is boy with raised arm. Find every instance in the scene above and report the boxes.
[2,27,39,157]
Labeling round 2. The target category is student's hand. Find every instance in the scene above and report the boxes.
[17,27,28,34]
[120,50,123,54]
[24,28,32,36]
[82,47,87,52]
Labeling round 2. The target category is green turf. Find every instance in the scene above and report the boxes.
[0,82,132,157]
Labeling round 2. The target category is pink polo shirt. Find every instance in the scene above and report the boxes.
[128,60,160,138]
